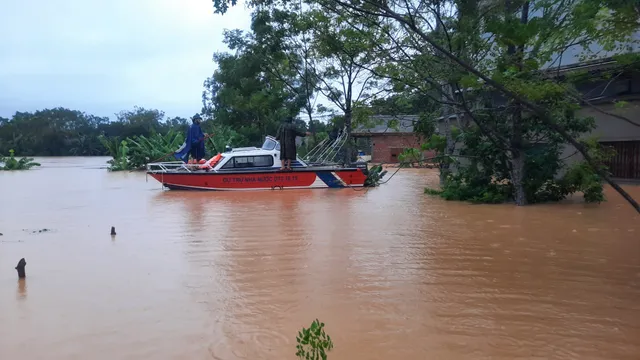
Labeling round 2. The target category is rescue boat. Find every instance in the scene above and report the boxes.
[146,135,368,191]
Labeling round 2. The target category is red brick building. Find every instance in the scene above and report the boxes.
[352,115,435,164]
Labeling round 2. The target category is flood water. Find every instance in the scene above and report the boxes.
[1,157,639,360]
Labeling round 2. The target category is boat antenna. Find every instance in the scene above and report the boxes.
[207,136,218,154]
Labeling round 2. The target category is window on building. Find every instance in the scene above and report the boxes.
[221,155,274,169]
[390,147,405,162]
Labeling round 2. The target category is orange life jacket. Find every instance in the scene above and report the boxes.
[199,153,222,169]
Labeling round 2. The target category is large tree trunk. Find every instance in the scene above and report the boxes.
[440,116,456,186]
[343,108,353,165]
[439,84,456,185]
[510,111,527,205]
[508,0,529,206]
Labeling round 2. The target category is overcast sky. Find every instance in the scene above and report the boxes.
[0,0,251,120]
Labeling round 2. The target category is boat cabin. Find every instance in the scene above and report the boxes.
[212,136,308,171]
[146,136,309,173]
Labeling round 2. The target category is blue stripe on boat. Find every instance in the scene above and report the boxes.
[315,171,344,188]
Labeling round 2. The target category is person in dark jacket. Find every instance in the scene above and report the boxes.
[276,116,310,171]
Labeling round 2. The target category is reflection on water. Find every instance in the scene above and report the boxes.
[0,157,639,360]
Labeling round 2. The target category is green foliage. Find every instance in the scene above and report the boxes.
[368,93,439,117]
[296,319,334,360]
[202,25,304,146]
[426,125,612,204]
[424,187,443,196]
[305,9,381,111]
[99,130,190,171]
[563,161,606,203]
[398,148,423,167]
[364,164,387,187]
[205,123,249,154]
[0,107,188,157]
[560,138,615,203]
[0,149,41,170]
[97,120,276,171]
[126,130,185,169]
[421,127,462,167]
[99,136,131,172]
[438,174,511,204]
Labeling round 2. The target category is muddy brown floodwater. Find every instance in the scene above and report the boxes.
[1,157,639,360]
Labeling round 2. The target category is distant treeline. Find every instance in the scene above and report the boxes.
[0,95,413,159]
[0,107,190,156]
[0,105,357,158]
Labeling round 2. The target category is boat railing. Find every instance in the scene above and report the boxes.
[146,161,212,173]
[304,126,348,165]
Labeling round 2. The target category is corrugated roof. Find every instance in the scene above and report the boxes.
[352,115,419,135]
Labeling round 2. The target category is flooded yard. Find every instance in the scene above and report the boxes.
[1,157,639,359]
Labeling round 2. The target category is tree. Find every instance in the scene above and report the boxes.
[202,28,304,145]
[0,107,190,159]
[304,8,384,163]
[0,108,110,156]
[251,8,321,128]
[112,106,167,139]
[301,0,640,211]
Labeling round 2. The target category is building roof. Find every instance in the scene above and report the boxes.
[352,115,419,135]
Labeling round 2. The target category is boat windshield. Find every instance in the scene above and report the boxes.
[261,137,278,150]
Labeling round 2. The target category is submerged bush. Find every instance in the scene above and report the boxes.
[0,150,41,170]
[423,124,612,204]
[296,319,333,360]
[427,172,511,204]
[562,161,606,203]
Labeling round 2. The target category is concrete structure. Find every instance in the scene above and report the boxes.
[352,115,436,163]
[547,58,640,180]
[565,102,640,180]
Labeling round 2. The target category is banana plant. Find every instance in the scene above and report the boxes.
[126,130,184,169]
[99,135,131,171]
[0,149,41,170]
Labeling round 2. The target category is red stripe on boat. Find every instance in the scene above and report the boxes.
[334,170,367,185]
[150,172,319,189]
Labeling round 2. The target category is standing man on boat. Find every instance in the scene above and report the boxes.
[276,116,311,171]
[174,114,208,163]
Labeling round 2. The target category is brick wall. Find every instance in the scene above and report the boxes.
[370,134,435,163]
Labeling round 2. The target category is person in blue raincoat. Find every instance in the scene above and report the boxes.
[174,114,208,163]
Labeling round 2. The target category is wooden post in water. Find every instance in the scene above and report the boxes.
[15,258,26,279]
[110,226,116,236]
